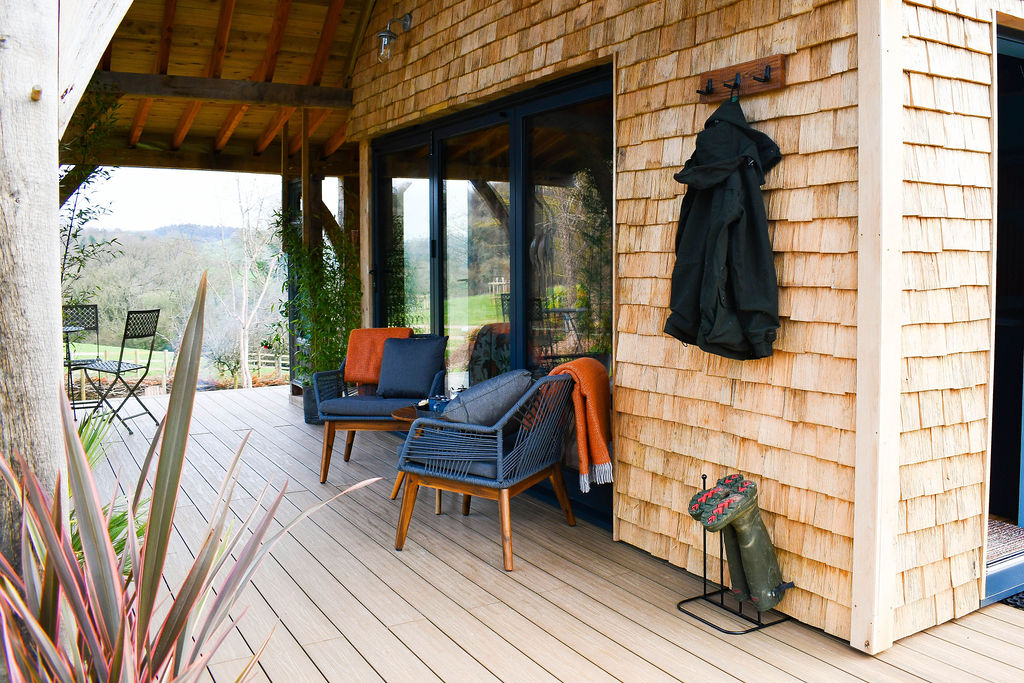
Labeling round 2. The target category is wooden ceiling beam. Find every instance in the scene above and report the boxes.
[171,0,237,149]
[129,0,177,147]
[214,0,292,152]
[253,0,348,155]
[93,72,353,108]
[65,142,358,176]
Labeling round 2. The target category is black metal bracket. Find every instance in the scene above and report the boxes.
[723,73,741,91]
[695,78,715,96]
[676,473,792,635]
[752,65,772,83]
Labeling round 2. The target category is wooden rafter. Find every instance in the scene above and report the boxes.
[319,0,378,157]
[171,0,237,149]
[128,0,177,147]
[323,118,349,157]
[214,0,292,151]
[288,109,330,155]
[100,44,113,71]
[253,0,348,155]
[93,72,352,108]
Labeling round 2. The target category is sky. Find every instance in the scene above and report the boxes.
[85,167,339,232]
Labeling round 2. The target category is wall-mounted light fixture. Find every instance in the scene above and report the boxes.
[376,12,412,63]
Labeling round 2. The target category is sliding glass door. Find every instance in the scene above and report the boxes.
[524,97,614,374]
[442,125,512,390]
[377,144,431,333]
[373,67,613,385]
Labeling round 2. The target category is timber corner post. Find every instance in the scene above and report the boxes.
[851,0,903,654]
[0,0,64,568]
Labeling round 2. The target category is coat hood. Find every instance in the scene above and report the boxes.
[673,100,781,189]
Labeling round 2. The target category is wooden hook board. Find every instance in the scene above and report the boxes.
[696,54,787,103]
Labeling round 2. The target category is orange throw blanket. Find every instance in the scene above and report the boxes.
[551,357,613,493]
[344,327,413,384]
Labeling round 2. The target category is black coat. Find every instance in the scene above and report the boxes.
[663,100,782,361]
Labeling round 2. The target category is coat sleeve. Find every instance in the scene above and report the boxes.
[727,171,780,358]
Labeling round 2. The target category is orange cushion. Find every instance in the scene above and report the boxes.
[344,327,413,384]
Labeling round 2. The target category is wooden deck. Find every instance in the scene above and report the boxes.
[94,386,1024,682]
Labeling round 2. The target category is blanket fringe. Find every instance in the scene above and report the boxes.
[579,462,614,493]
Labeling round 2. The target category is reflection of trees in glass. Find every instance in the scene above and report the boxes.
[530,165,612,363]
[384,181,430,331]
[562,167,612,356]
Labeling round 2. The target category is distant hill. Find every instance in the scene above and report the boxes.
[84,223,238,242]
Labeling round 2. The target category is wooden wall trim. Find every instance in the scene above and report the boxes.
[851,0,903,655]
[982,8,1011,605]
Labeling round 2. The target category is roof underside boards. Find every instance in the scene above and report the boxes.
[66,0,370,175]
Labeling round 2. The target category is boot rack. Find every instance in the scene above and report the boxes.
[677,474,793,635]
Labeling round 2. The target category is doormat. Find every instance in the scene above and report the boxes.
[1004,592,1024,610]
[987,519,1024,564]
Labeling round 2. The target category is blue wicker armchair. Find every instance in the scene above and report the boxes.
[313,334,446,485]
[394,374,576,571]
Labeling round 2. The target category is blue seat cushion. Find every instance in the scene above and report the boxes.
[320,396,418,417]
[442,369,532,426]
[376,336,448,399]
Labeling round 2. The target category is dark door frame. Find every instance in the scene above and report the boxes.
[371,65,613,371]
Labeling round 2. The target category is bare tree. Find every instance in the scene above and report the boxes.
[208,180,282,389]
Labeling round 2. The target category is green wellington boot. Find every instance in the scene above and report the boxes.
[698,478,792,611]
[687,475,750,601]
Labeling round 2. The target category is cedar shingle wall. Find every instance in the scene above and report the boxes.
[895,0,996,641]
[348,0,856,638]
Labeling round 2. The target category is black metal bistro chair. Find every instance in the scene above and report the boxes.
[62,304,101,412]
[83,309,160,433]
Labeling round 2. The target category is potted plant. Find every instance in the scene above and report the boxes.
[275,211,361,423]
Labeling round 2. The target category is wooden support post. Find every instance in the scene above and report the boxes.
[359,140,372,327]
[851,0,903,655]
[301,109,311,248]
[0,0,64,572]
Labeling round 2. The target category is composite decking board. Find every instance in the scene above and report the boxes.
[96,387,1024,681]
[214,400,755,679]
[145,412,437,680]
[900,630,1024,680]
[257,438,766,678]
[231,392,897,681]
[956,610,1024,646]
[290,427,864,680]
[151,394,562,682]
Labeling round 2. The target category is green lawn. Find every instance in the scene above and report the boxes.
[67,342,287,381]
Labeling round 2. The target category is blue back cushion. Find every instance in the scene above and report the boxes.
[442,369,533,426]
[376,336,447,398]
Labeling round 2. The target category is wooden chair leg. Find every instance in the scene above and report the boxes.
[550,466,576,526]
[389,471,406,500]
[498,488,513,571]
[343,429,356,462]
[434,490,443,515]
[395,475,420,551]
[462,494,471,516]
[320,422,336,483]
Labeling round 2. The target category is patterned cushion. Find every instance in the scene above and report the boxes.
[442,369,532,426]
[343,328,413,384]
[376,336,448,398]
